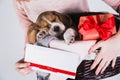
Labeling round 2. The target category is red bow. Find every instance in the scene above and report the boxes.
[79,15,115,40]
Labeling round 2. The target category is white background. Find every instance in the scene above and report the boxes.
[0,0,120,80]
[0,0,36,80]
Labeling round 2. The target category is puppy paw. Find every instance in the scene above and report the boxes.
[63,28,76,45]
[37,30,48,40]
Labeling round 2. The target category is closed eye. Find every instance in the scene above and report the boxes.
[52,19,56,22]
[46,25,50,28]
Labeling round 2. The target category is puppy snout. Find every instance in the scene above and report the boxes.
[54,26,60,32]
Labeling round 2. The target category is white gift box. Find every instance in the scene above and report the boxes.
[24,41,96,78]
[24,44,79,78]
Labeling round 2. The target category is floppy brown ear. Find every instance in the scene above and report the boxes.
[27,23,39,44]
[53,11,74,27]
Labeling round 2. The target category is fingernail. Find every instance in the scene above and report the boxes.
[95,71,99,75]
[112,66,115,69]
[89,50,92,53]
[28,67,33,70]
[101,70,104,73]
[27,63,31,65]
[90,66,94,70]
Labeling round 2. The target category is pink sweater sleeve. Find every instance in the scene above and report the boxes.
[13,0,120,32]
[103,0,120,10]
[13,0,32,33]
[13,0,33,43]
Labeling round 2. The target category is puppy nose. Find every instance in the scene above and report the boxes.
[54,26,60,32]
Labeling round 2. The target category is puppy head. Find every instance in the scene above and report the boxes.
[36,11,73,37]
[27,11,73,44]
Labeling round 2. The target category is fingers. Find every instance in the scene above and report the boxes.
[91,57,116,75]
[89,41,102,54]
[101,61,110,73]
[112,58,116,68]
[90,54,102,70]
[16,66,34,75]
[15,62,30,69]
[95,59,107,75]
[15,60,34,75]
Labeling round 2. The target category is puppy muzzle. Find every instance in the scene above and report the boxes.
[42,16,65,36]
[49,22,65,36]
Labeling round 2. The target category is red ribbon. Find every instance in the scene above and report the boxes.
[79,15,115,40]
[30,62,76,76]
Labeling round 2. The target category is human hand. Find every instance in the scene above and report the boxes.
[15,58,34,75]
[89,33,120,75]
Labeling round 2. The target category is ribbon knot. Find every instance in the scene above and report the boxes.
[80,15,115,40]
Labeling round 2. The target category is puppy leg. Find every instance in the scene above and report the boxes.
[63,28,76,45]
[37,30,49,40]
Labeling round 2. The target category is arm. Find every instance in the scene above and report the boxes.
[13,0,33,44]
[13,0,33,75]
[89,25,120,75]
[103,0,120,10]
[88,0,120,75]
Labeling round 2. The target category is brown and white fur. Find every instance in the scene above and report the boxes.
[27,11,78,45]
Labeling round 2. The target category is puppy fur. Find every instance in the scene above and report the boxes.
[27,11,78,44]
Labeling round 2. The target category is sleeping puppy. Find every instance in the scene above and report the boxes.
[27,11,79,45]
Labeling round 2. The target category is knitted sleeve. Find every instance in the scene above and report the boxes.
[103,0,120,13]
[13,0,33,43]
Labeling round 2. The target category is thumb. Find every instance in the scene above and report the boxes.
[89,41,102,54]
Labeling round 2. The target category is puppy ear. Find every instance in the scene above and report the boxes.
[53,11,74,27]
[27,23,39,44]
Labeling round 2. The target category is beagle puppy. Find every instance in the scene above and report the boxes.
[27,11,78,45]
